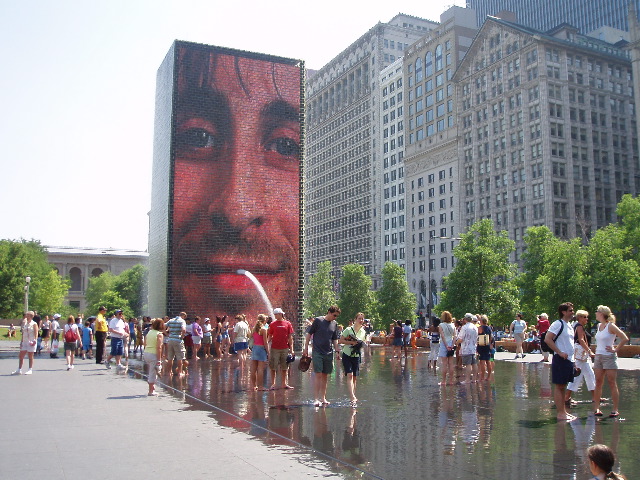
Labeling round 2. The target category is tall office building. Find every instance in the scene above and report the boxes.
[456,17,639,263]
[468,0,640,33]
[402,6,478,323]
[305,14,438,287]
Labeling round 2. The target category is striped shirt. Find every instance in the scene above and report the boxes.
[166,317,185,341]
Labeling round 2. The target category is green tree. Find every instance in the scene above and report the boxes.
[31,269,71,316]
[616,194,640,264]
[304,261,337,318]
[584,225,640,311]
[84,272,116,316]
[376,262,416,330]
[519,226,558,317]
[437,219,519,325]
[0,239,56,318]
[112,264,147,316]
[535,238,590,315]
[338,264,374,326]
[98,290,134,318]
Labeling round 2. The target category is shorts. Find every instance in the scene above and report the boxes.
[593,353,618,370]
[269,348,289,370]
[477,346,491,361]
[83,343,92,352]
[251,345,268,362]
[462,353,477,365]
[192,336,202,345]
[110,337,124,356]
[21,341,37,353]
[404,335,411,346]
[64,342,77,352]
[312,350,334,375]
[342,353,361,376]
[202,335,212,344]
[234,341,248,352]
[551,354,574,385]
[438,342,452,358]
[514,333,525,343]
[392,337,403,347]
[166,340,186,361]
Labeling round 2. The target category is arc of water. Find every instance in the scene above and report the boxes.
[236,269,274,317]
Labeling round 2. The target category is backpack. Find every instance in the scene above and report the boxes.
[64,327,76,343]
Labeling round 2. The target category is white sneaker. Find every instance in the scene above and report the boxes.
[11,369,22,375]
[25,369,32,375]
[67,365,71,371]
[70,365,74,370]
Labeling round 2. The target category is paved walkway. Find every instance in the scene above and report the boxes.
[0,350,341,480]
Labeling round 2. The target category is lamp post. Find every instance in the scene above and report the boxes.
[24,276,31,313]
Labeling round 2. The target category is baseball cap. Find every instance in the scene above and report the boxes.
[464,313,474,320]
[115,309,123,314]
[53,313,61,319]
[204,318,210,322]
[273,308,285,315]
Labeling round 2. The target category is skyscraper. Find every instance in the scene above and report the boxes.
[468,0,640,33]
[305,14,438,288]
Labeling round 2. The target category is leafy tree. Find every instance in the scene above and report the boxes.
[376,262,416,330]
[304,260,337,318]
[338,264,374,326]
[616,194,640,264]
[98,290,134,318]
[519,226,558,317]
[0,239,56,318]
[535,238,590,315]
[437,219,519,325]
[112,264,147,317]
[31,269,70,316]
[584,225,640,311]
[84,272,116,316]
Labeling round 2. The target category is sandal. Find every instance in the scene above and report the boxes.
[594,409,603,417]
[609,411,620,418]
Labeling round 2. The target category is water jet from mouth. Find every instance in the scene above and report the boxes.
[237,269,274,317]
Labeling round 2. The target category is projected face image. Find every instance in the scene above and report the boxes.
[171,46,301,320]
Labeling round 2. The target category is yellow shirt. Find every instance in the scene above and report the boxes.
[95,314,108,332]
[145,329,161,354]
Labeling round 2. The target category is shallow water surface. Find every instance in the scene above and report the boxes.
[150,348,639,479]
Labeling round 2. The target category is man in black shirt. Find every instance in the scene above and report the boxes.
[304,305,340,407]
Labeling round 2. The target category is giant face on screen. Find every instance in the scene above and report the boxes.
[170,44,302,321]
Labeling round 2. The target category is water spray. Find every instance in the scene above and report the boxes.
[237,269,274,317]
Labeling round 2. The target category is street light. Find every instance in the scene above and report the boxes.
[24,276,31,313]
[426,236,462,325]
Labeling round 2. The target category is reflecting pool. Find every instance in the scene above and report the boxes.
[146,348,639,479]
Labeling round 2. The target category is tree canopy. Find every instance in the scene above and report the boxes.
[338,263,374,326]
[375,262,416,329]
[303,260,337,318]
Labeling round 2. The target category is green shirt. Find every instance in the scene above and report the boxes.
[341,325,366,357]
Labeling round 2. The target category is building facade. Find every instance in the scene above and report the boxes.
[468,0,640,34]
[46,246,148,312]
[456,17,639,263]
[305,14,439,290]
[403,7,478,324]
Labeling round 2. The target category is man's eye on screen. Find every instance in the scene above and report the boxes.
[265,137,300,158]
[178,128,219,150]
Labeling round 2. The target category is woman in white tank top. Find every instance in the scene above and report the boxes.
[592,305,628,418]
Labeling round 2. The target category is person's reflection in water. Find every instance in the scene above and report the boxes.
[246,392,268,437]
[460,383,480,453]
[312,406,335,455]
[339,408,367,470]
[267,405,296,446]
[439,386,457,456]
[553,421,579,478]
[476,381,495,448]
[570,415,597,477]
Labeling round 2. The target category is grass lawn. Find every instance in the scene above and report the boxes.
[0,327,22,342]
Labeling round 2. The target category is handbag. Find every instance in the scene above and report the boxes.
[478,334,490,346]
[573,364,582,378]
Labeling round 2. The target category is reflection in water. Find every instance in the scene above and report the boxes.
[138,347,638,480]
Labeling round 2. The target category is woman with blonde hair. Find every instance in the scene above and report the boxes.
[250,314,269,391]
[438,311,456,385]
[144,318,164,396]
[592,305,628,417]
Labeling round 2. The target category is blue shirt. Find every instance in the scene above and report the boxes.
[82,326,92,344]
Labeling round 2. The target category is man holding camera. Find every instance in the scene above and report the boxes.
[339,312,367,406]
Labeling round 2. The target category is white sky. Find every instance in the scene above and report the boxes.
[0,0,459,251]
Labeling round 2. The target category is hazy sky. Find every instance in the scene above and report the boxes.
[0,0,459,251]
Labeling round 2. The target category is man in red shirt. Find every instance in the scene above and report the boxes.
[267,308,295,390]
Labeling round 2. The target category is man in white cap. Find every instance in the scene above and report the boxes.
[50,313,62,358]
[267,308,295,390]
